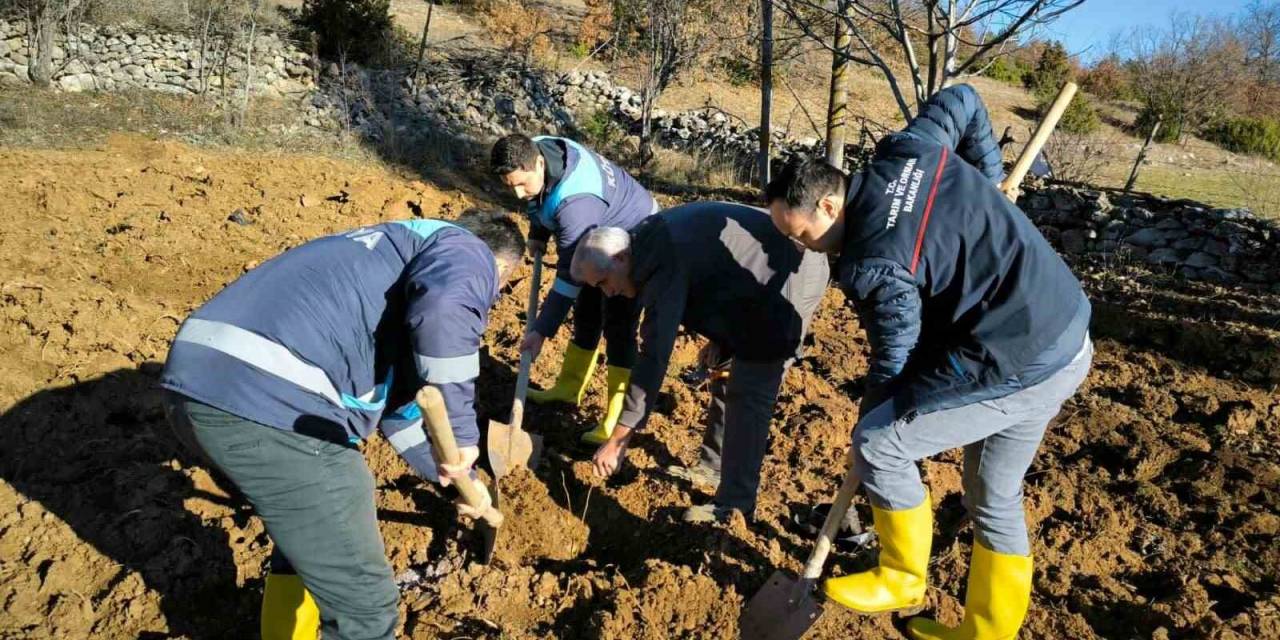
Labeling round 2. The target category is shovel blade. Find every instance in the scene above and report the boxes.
[738,571,824,640]
[487,420,544,480]
[476,487,500,564]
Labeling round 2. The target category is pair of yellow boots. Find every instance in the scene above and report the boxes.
[527,343,629,445]
[824,494,1034,640]
[261,501,1030,640]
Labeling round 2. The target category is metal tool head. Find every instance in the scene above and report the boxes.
[738,572,824,640]
[487,418,544,480]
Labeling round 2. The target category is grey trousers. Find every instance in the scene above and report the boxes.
[853,338,1093,555]
[164,394,399,640]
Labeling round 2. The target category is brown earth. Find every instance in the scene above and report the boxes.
[2,135,1279,639]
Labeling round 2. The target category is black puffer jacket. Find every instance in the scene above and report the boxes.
[839,84,1090,416]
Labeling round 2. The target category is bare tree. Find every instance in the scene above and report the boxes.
[1122,14,1245,142]
[1237,0,1280,116]
[760,0,773,185]
[825,0,854,168]
[613,0,721,165]
[236,0,263,125]
[776,0,1084,120]
[13,0,84,87]
[411,1,435,83]
[1241,0,1280,85]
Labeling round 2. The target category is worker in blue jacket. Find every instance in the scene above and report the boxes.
[490,134,657,446]
[765,85,1093,640]
[160,213,523,640]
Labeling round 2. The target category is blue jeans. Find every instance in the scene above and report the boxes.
[853,338,1093,555]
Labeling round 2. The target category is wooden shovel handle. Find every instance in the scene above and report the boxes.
[1000,81,1078,202]
[801,449,862,580]
[509,246,544,429]
[416,386,505,528]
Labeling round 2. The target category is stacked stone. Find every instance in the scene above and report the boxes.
[0,19,312,97]
[549,69,855,169]
[1019,186,1280,289]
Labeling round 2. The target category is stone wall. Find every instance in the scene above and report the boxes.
[553,70,847,169]
[1019,184,1280,290]
[0,19,312,96]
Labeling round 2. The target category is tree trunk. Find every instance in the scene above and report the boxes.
[824,0,853,169]
[1125,116,1161,192]
[941,1,958,88]
[29,8,55,88]
[411,1,435,83]
[925,1,937,97]
[759,0,773,187]
[639,89,654,167]
[237,0,260,126]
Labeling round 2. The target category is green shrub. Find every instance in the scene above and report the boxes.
[579,109,626,151]
[1038,90,1099,135]
[983,56,1031,86]
[300,0,395,64]
[1204,116,1280,162]
[715,56,756,87]
[1136,104,1184,143]
[1025,41,1072,94]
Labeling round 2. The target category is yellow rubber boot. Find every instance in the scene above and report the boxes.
[261,573,320,640]
[581,366,630,445]
[823,492,932,614]
[907,542,1033,640]
[527,342,599,406]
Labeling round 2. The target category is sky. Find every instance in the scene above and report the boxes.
[1040,0,1256,61]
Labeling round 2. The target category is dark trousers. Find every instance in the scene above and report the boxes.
[698,357,789,515]
[164,393,399,640]
[571,285,640,369]
[697,252,829,516]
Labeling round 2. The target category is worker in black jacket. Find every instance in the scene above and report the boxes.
[764,84,1092,640]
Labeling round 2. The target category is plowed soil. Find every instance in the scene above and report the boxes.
[2,135,1278,639]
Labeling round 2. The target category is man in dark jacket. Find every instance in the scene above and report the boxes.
[161,213,523,640]
[491,134,658,446]
[764,85,1092,640]
[571,202,829,523]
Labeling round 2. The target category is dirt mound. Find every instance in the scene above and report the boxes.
[492,467,591,566]
[595,560,743,638]
[1,137,1278,639]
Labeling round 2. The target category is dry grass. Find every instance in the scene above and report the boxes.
[642,147,746,192]
[0,87,369,160]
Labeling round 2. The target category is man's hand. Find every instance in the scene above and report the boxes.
[593,425,633,478]
[453,481,493,521]
[438,444,479,488]
[528,239,547,256]
[520,330,546,361]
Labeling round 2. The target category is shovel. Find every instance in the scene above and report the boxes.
[417,385,505,563]
[1000,81,1078,202]
[739,450,863,640]
[487,246,546,480]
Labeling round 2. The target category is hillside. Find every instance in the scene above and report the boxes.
[0,3,1279,640]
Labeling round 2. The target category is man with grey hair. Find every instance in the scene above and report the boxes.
[573,201,829,523]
